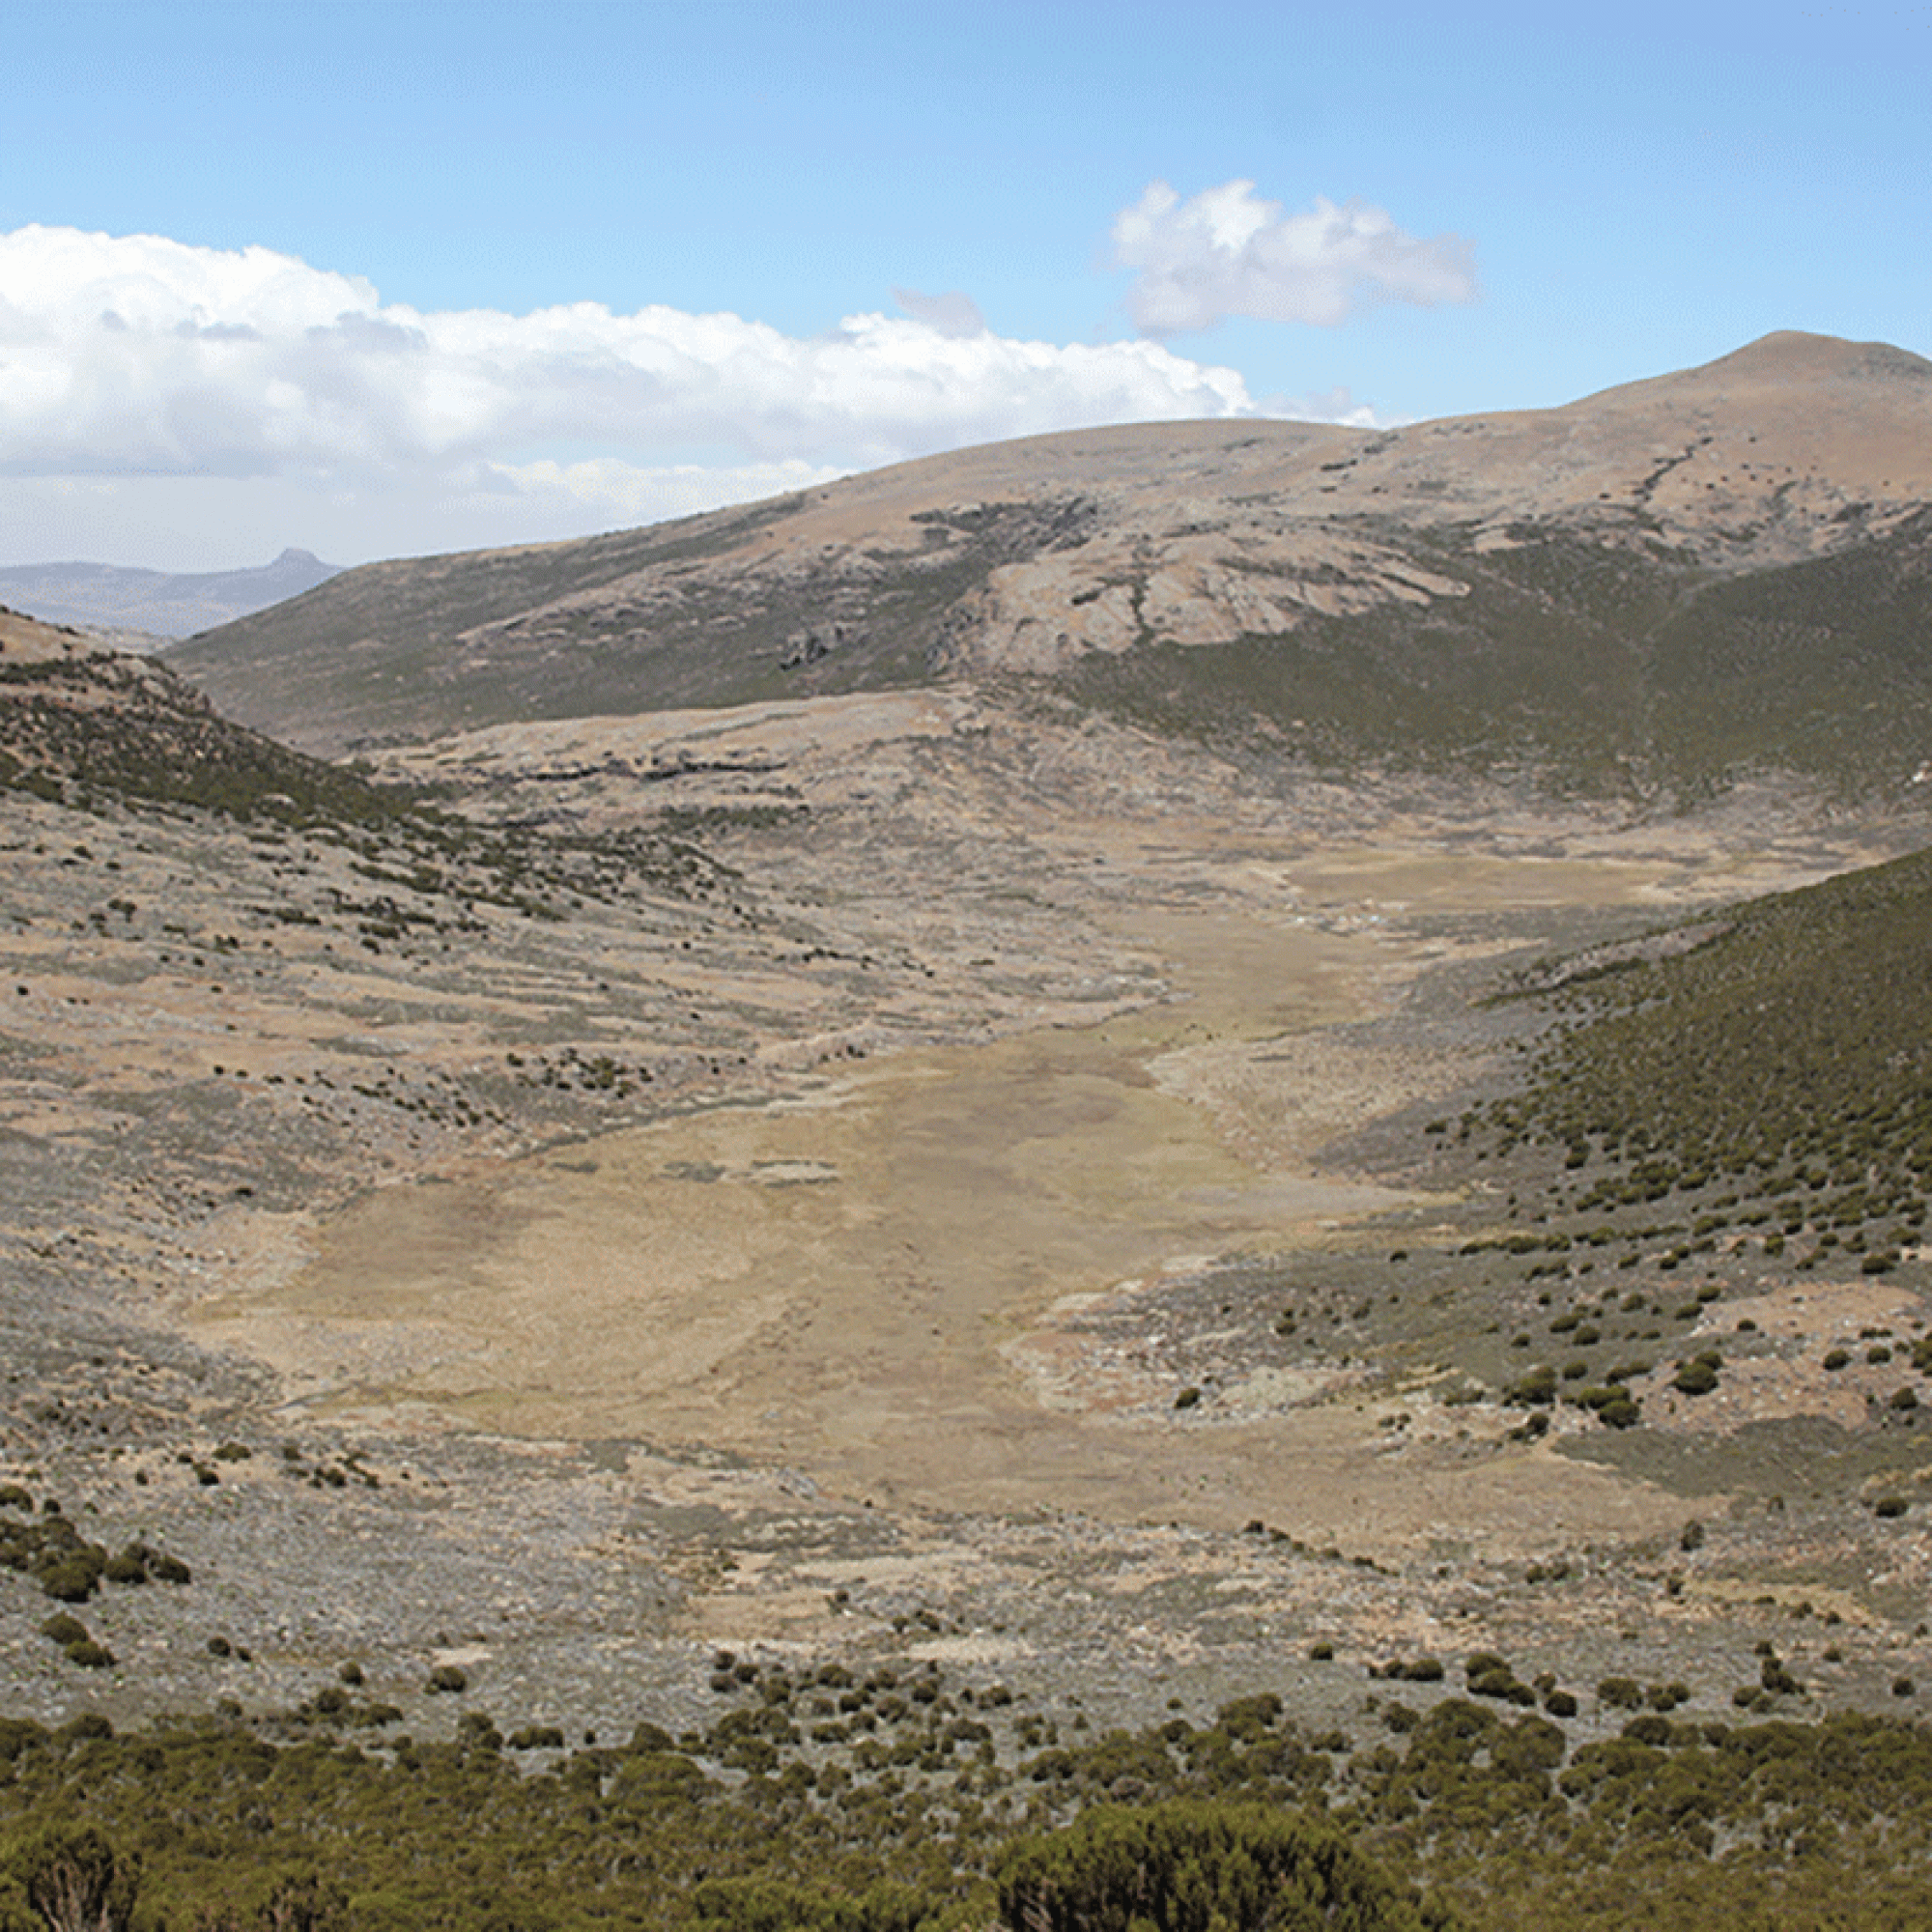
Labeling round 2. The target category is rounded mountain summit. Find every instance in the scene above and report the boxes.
[168,333,1932,806]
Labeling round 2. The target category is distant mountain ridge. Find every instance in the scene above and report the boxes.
[167,333,1932,805]
[0,547,341,644]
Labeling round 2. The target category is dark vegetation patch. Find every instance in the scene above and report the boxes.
[5,1680,1932,1928]
[0,1486,190,1606]
[166,493,816,740]
[0,653,413,828]
[1476,840,1932,1237]
[1056,512,1932,802]
[1057,526,1662,797]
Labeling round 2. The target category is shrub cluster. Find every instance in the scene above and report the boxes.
[0,1492,189,1604]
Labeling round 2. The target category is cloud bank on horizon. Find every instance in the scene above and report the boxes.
[0,192,1425,570]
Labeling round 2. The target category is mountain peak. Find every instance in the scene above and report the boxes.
[0,548,342,641]
[1700,329,1932,384]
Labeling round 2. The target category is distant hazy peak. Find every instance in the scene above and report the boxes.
[0,549,342,644]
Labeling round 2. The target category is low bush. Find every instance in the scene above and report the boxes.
[994,1800,1439,1932]
[1671,1359,1719,1397]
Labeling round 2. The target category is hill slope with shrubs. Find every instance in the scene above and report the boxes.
[1481,839,1932,1246]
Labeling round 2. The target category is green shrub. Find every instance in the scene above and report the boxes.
[3,1825,139,1932]
[994,1799,1438,1932]
[1573,1384,1643,1429]
[1505,1366,1558,1406]
[1468,1668,1536,1706]
[1598,1677,1644,1712]
[456,1713,502,1753]
[721,1734,779,1775]
[37,1550,104,1603]
[1622,1715,1674,1747]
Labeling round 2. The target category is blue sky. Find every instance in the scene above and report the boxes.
[3,0,1928,569]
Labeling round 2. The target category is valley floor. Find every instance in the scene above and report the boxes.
[2,691,1928,1775]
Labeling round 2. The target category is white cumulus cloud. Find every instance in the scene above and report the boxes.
[0,225,1247,493]
[1113,181,1477,335]
[0,223,1410,567]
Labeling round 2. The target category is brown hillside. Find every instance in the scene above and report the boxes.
[168,332,1932,762]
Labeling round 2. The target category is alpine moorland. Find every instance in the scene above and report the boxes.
[3,333,1932,1928]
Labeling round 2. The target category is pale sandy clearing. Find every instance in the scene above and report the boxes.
[193,867,1726,1559]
